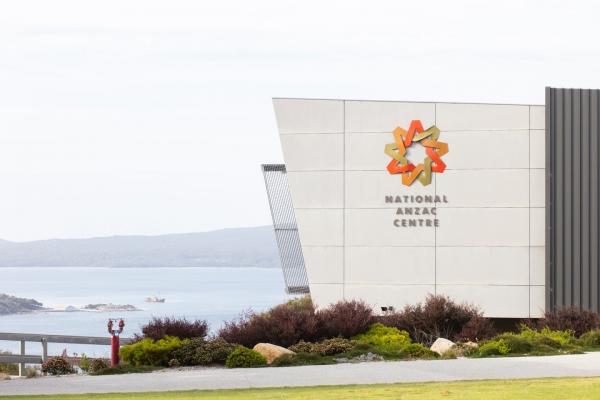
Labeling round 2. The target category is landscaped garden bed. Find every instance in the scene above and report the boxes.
[22,295,600,376]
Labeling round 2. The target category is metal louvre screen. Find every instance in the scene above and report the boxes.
[546,87,600,311]
[261,164,309,294]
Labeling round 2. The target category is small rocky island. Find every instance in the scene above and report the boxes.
[82,303,141,312]
[0,293,45,315]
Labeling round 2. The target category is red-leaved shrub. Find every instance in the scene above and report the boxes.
[316,300,374,338]
[141,316,208,341]
[454,314,496,342]
[528,307,600,337]
[378,294,494,345]
[218,296,319,348]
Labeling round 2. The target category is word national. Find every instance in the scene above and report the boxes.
[385,195,449,228]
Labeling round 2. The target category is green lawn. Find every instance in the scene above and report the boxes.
[3,377,600,399]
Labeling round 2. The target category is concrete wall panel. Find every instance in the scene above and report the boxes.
[436,103,529,131]
[345,101,435,133]
[345,246,435,284]
[437,169,529,208]
[345,208,435,246]
[530,130,545,168]
[442,131,529,169]
[287,171,343,208]
[273,99,344,134]
[436,208,529,246]
[295,209,343,246]
[303,246,344,284]
[437,285,530,318]
[280,134,344,171]
[436,247,529,285]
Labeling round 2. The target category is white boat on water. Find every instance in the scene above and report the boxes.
[145,296,165,303]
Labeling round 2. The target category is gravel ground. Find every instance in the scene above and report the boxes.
[2,352,600,396]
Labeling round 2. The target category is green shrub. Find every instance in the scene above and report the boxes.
[351,323,435,359]
[288,338,355,356]
[225,346,267,368]
[41,357,74,376]
[78,354,90,372]
[518,325,574,346]
[288,340,315,354]
[119,336,182,367]
[478,339,510,356]
[203,337,236,363]
[170,338,206,366]
[271,352,335,367]
[171,337,236,366]
[0,350,19,376]
[88,358,109,374]
[90,364,160,375]
[353,323,412,351]
[314,338,355,356]
[402,343,437,358]
[579,329,600,348]
[473,326,582,358]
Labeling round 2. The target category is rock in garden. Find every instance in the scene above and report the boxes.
[430,338,455,356]
[253,343,295,364]
[0,373,11,380]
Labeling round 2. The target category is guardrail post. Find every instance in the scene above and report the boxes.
[18,340,25,377]
[41,339,48,361]
[41,338,48,376]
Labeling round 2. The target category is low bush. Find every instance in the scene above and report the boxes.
[0,350,18,376]
[41,357,74,376]
[120,336,182,367]
[378,295,495,345]
[219,296,319,348]
[288,338,355,356]
[170,338,206,366]
[352,323,435,358]
[528,307,600,337]
[78,354,90,372]
[170,337,236,366]
[353,323,412,351]
[455,314,496,343]
[140,316,208,341]
[316,300,374,339]
[472,326,582,358]
[271,352,336,367]
[225,346,267,368]
[90,364,160,375]
[579,329,600,348]
[478,339,510,356]
[88,358,109,374]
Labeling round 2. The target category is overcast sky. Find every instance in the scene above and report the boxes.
[0,0,599,241]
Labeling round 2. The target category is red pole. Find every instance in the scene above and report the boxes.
[111,335,120,367]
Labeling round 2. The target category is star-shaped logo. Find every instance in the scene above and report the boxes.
[384,120,448,186]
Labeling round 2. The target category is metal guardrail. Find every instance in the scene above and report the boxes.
[0,332,134,376]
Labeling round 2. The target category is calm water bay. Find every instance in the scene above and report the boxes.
[0,267,293,357]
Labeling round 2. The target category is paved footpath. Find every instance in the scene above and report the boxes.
[3,352,600,396]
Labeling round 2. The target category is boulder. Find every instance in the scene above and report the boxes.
[252,343,295,364]
[0,373,11,380]
[430,338,455,356]
[463,341,478,349]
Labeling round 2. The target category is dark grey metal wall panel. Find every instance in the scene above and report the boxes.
[547,87,600,311]
[261,164,310,295]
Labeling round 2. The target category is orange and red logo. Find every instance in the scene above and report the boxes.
[384,120,448,186]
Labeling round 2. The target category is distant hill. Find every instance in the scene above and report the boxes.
[0,293,44,315]
[0,226,280,268]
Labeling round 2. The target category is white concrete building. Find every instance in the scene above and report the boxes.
[264,98,546,319]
